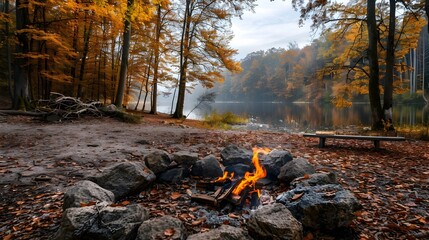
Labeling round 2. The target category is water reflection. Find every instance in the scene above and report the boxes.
[189,102,429,131]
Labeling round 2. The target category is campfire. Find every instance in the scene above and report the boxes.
[191,147,270,209]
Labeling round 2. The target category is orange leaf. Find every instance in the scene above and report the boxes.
[3,234,13,240]
[191,218,206,226]
[171,192,182,200]
[164,228,175,237]
[189,207,199,212]
[291,192,304,201]
[120,200,130,206]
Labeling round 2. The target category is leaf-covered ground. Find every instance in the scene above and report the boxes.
[0,114,428,239]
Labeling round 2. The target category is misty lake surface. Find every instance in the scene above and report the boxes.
[158,102,429,131]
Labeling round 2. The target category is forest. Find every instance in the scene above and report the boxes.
[0,0,429,128]
[217,1,428,106]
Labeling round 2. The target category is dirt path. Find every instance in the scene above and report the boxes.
[0,115,428,239]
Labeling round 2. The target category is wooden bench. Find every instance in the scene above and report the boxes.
[302,133,405,149]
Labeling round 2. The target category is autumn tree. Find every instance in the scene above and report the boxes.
[292,0,426,130]
[115,0,134,108]
[172,0,255,118]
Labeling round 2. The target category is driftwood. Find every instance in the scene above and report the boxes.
[1,92,103,121]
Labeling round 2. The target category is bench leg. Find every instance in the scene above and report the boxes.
[318,137,326,148]
[374,140,380,149]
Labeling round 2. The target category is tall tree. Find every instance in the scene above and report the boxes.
[383,0,396,129]
[173,0,254,118]
[367,0,384,129]
[13,0,30,110]
[115,0,134,108]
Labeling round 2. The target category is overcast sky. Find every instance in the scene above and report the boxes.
[230,0,314,60]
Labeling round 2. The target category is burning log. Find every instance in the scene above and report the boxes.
[191,147,270,209]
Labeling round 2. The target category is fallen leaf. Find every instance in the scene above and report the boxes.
[3,234,13,240]
[228,213,240,219]
[171,192,182,200]
[118,200,129,206]
[192,218,206,226]
[189,206,199,212]
[80,201,96,207]
[291,192,304,201]
[164,228,175,237]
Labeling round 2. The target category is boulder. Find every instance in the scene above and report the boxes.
[54,202,149,240]
[187,225,250,240]
[220,145,252,166]
[105,104,118,113]
[277,157,315,184]
[89,161,156,200]
[191,155,223,178]
[63,180,115,210]
[171,151,199,167]
[247,203,303,240]
[276,184,362,230]
[261,149,293,180]
[290,172,337,188]
[136,216,186,240]
[144,150,172,174]
[224,163,252,178]
[158,167,186,183]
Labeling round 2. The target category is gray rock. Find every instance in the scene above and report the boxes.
[90,161,156,200]
[171,151,199,167]
[247,203,303,240]
[191,155,223,178]
[63,180,115,210]
[224,163,252,178]
[55,202,149,240]
[261,149,293,180]
[187,225,250,240]
[290,172,337,188]
[277,157,315,184]
[158,167,186,183]
[144,150,172,174]
[105,104,118,113]
[220,145,252,166]
[276,184,362,230]
[136,216,186,240]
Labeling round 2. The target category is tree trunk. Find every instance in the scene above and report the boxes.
[367,0,383,130]
[173,0,191,118]
[150,4,162,115]
[142,55,153,112]
[383,0,396,130]
[77,12,93,99]
[4,0,13,104]
[13,0,30,110]
[114,0,134,108]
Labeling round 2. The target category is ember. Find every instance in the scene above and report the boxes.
[192,147,270,209]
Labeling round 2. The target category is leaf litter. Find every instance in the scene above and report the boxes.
[0,116,428,239]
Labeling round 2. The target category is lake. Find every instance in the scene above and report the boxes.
[158,102,429,131]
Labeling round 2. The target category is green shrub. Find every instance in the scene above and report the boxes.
[203,111,248,129]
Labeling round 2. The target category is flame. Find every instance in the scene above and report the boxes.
[232,147,270,196]
[213,171,234,182]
